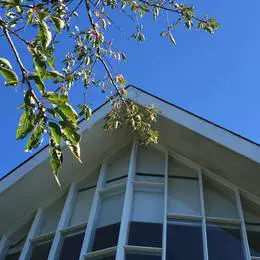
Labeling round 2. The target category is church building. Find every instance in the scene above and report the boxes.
[1,86,260,260]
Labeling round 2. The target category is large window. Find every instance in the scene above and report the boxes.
[4,144,260,260]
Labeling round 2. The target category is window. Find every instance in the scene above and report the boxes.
[39,195,66,235]
[105,145,131,187]
[30,238,53,260]
[128,187,164,247]
[136,146,165,177]
[207,222,244,260]
[5,218,33,260]
[92,191,125,251]
[241,196,260,257]
[203,178,239,219]
[69,187,95,227]
[166,220,204,260]
[59,230,85,260]
[168,177,200,216]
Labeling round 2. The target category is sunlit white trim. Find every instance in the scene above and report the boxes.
[79,160,107,260]
[236,189,251,260]
[199,170,208,260]
[116,139,138,260]
[48,182,77,260]
[0,235,9,260]
[19,208,43,260]
[124,245,162,254]
[162,149,168,260]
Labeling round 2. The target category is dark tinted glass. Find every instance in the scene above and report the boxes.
[59,232,85,260]
[31,240,53,260]
[126,253,161,260]
[92,223,120,251]
[207,225,244,260]
[246,229,260,257]
[128,222,162,247]
[5,251,21,260]
[167,223,203,260]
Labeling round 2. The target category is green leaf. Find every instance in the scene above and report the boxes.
[51,16,65,33]
[33,56,46,78]
[0,66,18,86]
[0,57,13,69]
[25,123,44,151]
[26,10,34,26]
[28,73,45,93]
[16,108,35,140]
[56,103,78,123]
[48,122,61,145]
[61,121,80,145]
[44,92,68,105]
[44,70,64,80]
[68,143,81,162]
[49,145,62,185]
[39,21,52,49]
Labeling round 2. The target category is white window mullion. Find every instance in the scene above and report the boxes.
[162,149,168,260]
[79,160,107,260]
[0,235,9,259]
[116,139,138,260]
[48,182,77,260]
[235,189,251,260]
[198,170,208,260]
[19,208,43,260]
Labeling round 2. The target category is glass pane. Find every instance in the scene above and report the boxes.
[59,232,85,260]
[207,223,244,260]
[166,221,203,260]
[168,178,201,216]
[92,223,121,251]
[69,188,95,226]
[88,255,115,260]
[92,192,124,251]
[40,195,66,234]
[241,196,260,257]
[168,157,197,178]
[106,145,131,187]
[132,191,163,223]
[128,222,163,247]
[136,146,165,175]
[203,178,239,219]
[31,239,53,260]
[5,252,21,260]
[126,253,161,260]
[246,225,260,257]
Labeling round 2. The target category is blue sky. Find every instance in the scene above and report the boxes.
[1,0,260,177]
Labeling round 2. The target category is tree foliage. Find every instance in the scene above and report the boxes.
[0,0,219,183]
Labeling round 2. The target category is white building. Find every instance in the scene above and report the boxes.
[1,86,260,260]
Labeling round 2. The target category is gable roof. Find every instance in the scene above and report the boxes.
[1,85,259,184]
[1,86,260,234]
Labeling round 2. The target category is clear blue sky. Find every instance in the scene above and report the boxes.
[1,0,260,177]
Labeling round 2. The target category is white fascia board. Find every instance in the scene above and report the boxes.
[127,87,260,164]
[0,101,112,194]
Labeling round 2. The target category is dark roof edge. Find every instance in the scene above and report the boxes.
[1,85,259,182]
